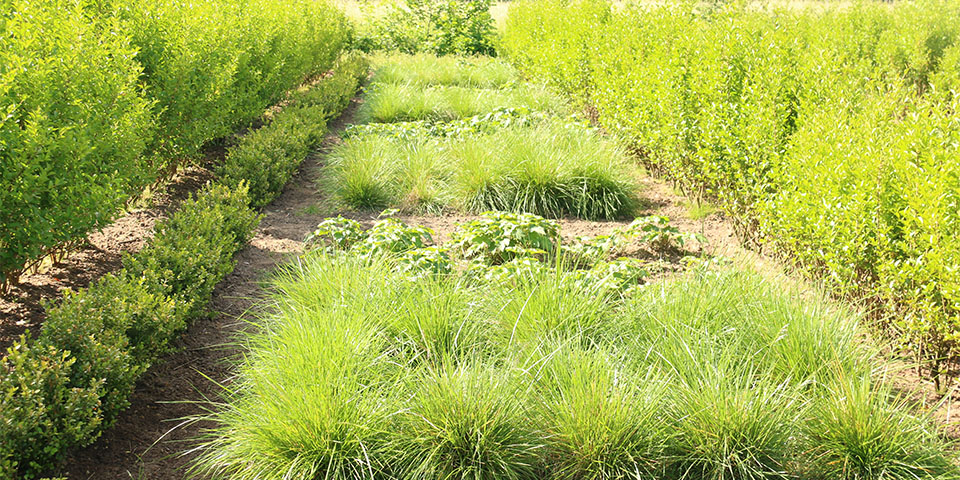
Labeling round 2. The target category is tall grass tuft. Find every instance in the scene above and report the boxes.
[190,303,399,479]
[485,268,617,348]
[389,362,543,480]
[804,373,959,480]
[369,53,517,88]
[534,346,672,479]
[358,83,565,123]
[193,254,959,479]
[325,121,639,219]
[667,363,800,480]
[323,134,397,209]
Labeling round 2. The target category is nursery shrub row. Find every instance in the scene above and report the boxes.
[502,0,960,385]
[0,0,350,293]
[354,0,497,56]
[219,52,370,207]
[0,184,259,478]
[0,54,367,478]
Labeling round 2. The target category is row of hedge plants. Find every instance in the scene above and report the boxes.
[0,0,350,295]
[0,53,368,479]
[353,0,497,56]
[501,0,960,389]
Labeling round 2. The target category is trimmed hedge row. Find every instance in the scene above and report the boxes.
[219,52,370,207]
[0,0,350,293]
[501,0,960,386]
[0,54,368,479]
[0,184,259,478]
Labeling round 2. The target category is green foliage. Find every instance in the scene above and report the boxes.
[327,120,638,219]
[450,212,560,264]
[219,111,321,208]
[369,53,515,88]
[391,363,542,479]
[289,51,371,114]
[397,246,454,279]
[356,0,497,56]
[0,181,259,477]
[357,83,564,124]
[1,0,351,293]
[192,252,959,480]
[106,0,350,164]
[305,216,366,250]
[305,215,446,278]
[218,52,368,207]
[501,0,960,385]
[0,341,101,479]
[38,275,179,423]
[0,0,153,290]
[343,107,549,141]
[574,258,649,296]
[354,217,435,257]
[123,184,260,319]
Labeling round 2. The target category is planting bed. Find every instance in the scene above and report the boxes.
[184,53,960,480]
[12,45,957,479]
[193,213,957,479]
[326,54,639,219]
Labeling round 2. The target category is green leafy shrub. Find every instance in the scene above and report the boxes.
[450,212,560,264]
[305,216,366,250]
[0,181,259,477]
[501,0,960,385]
[102,0,350,164]
[291,51,370,109]
[1,0,351,293]
[219,111,320,208]
[0,341,102,479]
[0,0,153,291]
[354,218,435,257]
[356,0,496,56]
[37,275,179,423]
[123,184,260,320]
[397,247,454,279]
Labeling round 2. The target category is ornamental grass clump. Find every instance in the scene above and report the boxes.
[325,121,638,219]
[193,235,957,479]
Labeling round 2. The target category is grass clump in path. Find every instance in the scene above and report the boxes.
[192,216,958,480]
[324,120,639,219]
[369,52,517,88]
[357,82,565,123]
